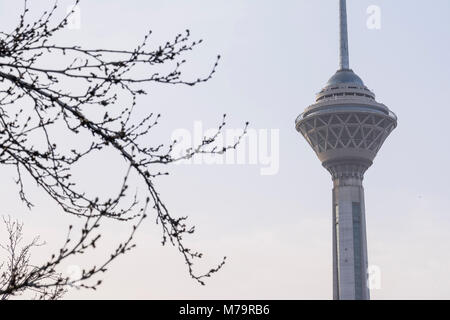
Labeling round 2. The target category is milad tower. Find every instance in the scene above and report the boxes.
[295,0,397,300]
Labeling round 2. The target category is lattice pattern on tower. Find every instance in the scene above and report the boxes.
[297,112,396,155]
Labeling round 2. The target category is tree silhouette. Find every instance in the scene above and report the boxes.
[0,0,246,299]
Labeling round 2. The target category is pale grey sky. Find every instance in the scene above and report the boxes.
[1,0,450,299]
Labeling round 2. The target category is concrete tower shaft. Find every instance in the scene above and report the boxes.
[295,0,397,300]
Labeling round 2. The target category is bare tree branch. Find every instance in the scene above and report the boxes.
[0,0,247,298]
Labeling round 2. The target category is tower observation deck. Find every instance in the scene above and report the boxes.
[295,0,397,300]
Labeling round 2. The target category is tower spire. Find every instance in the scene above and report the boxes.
[339,0,350,70]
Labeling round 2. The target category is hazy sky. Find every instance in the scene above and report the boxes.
[1,0,450,299]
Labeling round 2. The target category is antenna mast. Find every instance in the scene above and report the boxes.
[339,0,350,70]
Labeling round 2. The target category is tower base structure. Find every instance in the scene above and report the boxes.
[327,161,370,300]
